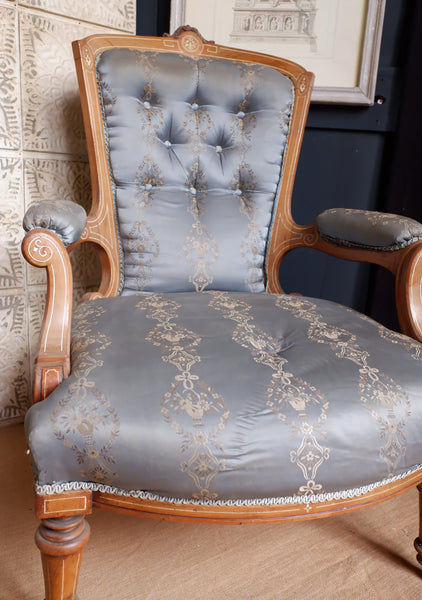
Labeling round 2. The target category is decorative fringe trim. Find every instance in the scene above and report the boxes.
[35,464,422,506]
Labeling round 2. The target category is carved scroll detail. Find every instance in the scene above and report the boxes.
[22,229,73,402]
[396,242,422,342]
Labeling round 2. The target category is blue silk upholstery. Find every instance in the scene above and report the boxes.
[96,49,293,294]
[26,292,422,502]
[317,208,422,251]
[23,46,422,508]
[23,200,87,247]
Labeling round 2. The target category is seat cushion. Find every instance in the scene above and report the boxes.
[25,292,422,504]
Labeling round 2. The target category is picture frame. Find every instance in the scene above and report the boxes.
[170,0,386,106]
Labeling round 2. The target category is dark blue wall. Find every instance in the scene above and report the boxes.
[281,0,414,321]
[136,0,170,36]
[136,0,421,330]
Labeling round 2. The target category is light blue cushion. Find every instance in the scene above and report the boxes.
[25,292,422,503]
[23,200,87,247]
[96,49,294,293]
[317,208,422,251]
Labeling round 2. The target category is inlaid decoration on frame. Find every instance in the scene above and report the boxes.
[170,0,386,105]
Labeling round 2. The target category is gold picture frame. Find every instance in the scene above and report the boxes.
[170,0,386,105]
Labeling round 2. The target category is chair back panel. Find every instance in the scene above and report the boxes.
[73,31,314,296]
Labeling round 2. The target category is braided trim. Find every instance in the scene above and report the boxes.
[35,463,422,506]
[320,233,422,253]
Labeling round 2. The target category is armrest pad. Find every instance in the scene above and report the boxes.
[23,200,87,247]
[316,208,422,251]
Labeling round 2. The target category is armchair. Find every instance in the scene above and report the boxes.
[21,27,422,599]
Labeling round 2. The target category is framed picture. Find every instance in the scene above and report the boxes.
[170,0,386,105]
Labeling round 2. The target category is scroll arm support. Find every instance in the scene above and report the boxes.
[22,228,73,403]
[414,483,422,565]
[270,221,422,343]
[395,241,422,343]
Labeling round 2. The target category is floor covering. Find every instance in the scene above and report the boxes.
[1,424,421,599]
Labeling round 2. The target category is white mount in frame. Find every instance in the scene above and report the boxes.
[170,0,386,106]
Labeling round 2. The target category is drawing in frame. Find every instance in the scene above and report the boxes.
[170,0,386,106]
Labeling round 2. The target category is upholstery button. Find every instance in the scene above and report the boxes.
[234,188,242,196]
[164,140,172,148]
[191,103,199,111]
[143,101,151,109]
[189,187,197,195]
[237,111,245,119]
[145,183,152,191]
[215,145,223,153]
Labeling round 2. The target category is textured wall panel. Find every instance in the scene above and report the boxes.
[0,157,24,290]
[18,0,136,32]
[0,2,135,425]
[0,292,28,421]
[19,12,94,153]
[24,157,91,211]
[0,5,20,149]
[80,243,101,287]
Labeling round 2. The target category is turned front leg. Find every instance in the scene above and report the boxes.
[414,484,422,565]
[35,516,90,600]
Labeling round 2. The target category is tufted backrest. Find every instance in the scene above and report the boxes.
[73,30,313,297]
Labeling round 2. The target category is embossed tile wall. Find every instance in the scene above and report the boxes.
[0,0,135,424]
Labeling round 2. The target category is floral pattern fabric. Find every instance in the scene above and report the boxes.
[25,292,422,502]
[96,49,293,293]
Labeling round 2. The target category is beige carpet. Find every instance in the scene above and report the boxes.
[1,424,421,599]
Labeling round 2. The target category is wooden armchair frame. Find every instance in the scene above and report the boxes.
[21,28,422,599]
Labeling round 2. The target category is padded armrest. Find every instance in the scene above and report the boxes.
[316,208,422,252]
[23,200,87,247]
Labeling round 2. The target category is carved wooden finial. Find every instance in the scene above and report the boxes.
[164,25,215,51]
[165,25,214,44]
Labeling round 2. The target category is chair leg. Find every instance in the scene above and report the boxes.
[414,484,422,566]
[35,516,90,600]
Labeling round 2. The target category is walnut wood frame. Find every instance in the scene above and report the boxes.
[21,28,422,599]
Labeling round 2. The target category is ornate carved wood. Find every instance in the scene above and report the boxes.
[35,516,90,600]
[20,28,422,598]
[33,467,421,524]
[21,228,73,402]
[395,242,422,340]
[166,24,215,44]
[266,221,422,342]
[414,483,422,565]
[35,491,93,520]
